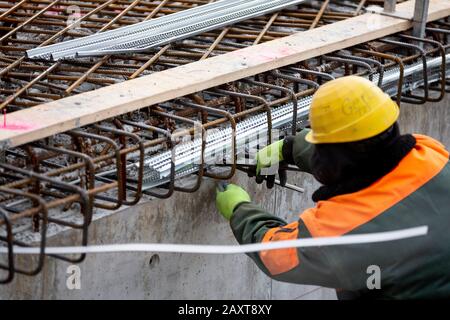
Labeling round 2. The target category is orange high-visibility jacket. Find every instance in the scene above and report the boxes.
[231,130,450,299]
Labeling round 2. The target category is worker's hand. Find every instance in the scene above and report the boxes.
[216,184,251,220]
[253,140,287,188]
[256,140,284,174]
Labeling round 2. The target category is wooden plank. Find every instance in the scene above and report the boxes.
[1,0,449,150]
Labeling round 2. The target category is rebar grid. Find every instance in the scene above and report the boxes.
[0,0,448,282]
[0,23,449,282]
[0,0,403,111]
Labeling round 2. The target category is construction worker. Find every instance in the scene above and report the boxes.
[215,76,450,299]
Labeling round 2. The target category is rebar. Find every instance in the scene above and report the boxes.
[0,0,447,283]
[0,0,380,112]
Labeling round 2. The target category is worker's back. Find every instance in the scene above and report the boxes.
[303,135,450,298]
[229,133,450,299]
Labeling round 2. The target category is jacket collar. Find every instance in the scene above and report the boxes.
[312,134,417,202]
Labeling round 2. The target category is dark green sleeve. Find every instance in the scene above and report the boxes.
[231,202,287,245]
[283,129,314,174]
[230,202,287,274]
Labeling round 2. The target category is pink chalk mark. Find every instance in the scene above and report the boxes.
[1,120,35,131]
[1,110,36,131]
[0,123,33,131]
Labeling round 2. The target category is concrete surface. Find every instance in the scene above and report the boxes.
[0,95,448,300]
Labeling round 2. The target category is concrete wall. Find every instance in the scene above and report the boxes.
[0,95,448,300]
[399,97,450,147]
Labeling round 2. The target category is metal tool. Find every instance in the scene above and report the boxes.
[274,180,305,193]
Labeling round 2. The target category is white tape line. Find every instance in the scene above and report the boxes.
[0,226,428,255]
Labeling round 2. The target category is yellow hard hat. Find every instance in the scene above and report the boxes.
[305,76,399,144]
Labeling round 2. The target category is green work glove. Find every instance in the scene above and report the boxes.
[254,140,287,189]
[256,140,284,174]
[216,184,251,220]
